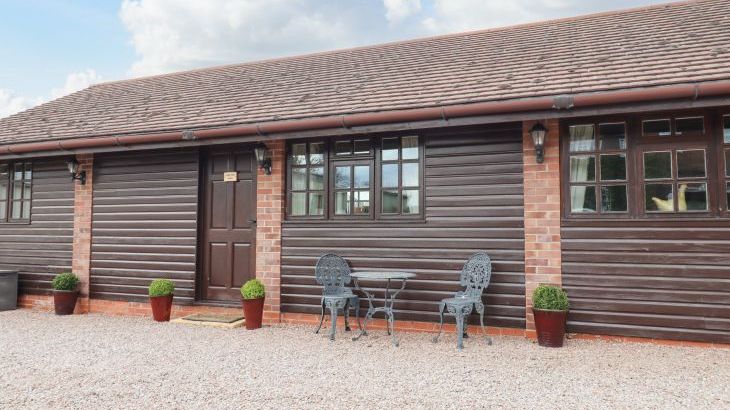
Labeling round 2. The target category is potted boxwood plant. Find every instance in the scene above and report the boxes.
[51,272,80,315]
[148,279,174,322]
[532,284,570,347]
[240,279,265,330]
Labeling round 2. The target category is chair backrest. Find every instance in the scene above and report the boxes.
[314,254,352,293]
[460,252,492,299]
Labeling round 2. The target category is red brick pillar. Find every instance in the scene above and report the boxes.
[256,140,285,324]
[72,153,93,313]
[522,119,562,338]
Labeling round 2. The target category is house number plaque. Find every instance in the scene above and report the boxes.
[223,172,238,182]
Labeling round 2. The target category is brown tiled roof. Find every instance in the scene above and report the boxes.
[1,0,729,145]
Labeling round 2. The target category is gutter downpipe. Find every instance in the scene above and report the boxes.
[2,81,729,156]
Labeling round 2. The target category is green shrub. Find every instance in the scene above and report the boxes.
[51,272,79,291]
[148,279,175,297]
[532,284,569,311]
[240,279,265,300]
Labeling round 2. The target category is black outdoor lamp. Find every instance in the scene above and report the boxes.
[529,122,548,164]
[66,158,87,185]
[254,143,272,175]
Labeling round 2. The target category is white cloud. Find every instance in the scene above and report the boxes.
[0,69,102,119]
[120,0,357,77]
[383,0,422,23]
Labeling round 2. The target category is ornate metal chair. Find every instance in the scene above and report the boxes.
[433,252,493,350]
[314,254,362,341]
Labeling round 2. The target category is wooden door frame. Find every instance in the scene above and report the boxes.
[195,145,258,303]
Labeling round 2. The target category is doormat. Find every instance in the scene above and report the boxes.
[172,314,245,329]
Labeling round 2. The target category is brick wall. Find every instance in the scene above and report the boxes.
[522,119,562,338]
[255,140,285,324]
[72,154,93,313]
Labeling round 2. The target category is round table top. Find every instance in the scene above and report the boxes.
[351,271,416,280]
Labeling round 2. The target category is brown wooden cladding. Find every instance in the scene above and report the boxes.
[562,219,730,343]
[281,124,526,328]
[2,159,74,293]
[90,148,200,303]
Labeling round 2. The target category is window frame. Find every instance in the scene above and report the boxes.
[286,140,328,219]
[721,113,730,217]
[285,134,425,222]
[0,161,32,224]
[562,110,724,221]
[376,135,424,220]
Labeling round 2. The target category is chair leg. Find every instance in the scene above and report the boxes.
[344,299,351,332]
[477,302,492,345]
[328,303,338,342]
[353,297,363,333]
[432,302,446,343]
[455,309,465,351]
[314,300,325,334]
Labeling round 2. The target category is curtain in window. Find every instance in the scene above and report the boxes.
[570,157,591,211]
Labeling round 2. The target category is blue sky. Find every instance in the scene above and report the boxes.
[0,0,658,118]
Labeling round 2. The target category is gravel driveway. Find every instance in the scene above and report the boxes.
[0,310,728,409]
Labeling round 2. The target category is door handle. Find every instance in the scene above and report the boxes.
[248,219,257,224]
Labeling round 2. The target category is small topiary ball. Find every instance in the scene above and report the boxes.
[532,284,569,311]
[51,272,79,291]
[149,279,175,297]
[240,279,265,300]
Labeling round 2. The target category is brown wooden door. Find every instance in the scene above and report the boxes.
[200,147,257,302]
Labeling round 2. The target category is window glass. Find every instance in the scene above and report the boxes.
[570,186,596,213]
[335,192,350,215]
[724,149,729,177]
[402,190,419,214]
[382,164,398,187]
[382,138,399,161]
[23,182,31,199]
[676,150,706,179]
[334,166,351,189]
[681,183,707,211]
[599,123,626,150]
[291,168,307,190]
[724,116,730,144]
[402,163,419,187]
[382,190,399,213]
[308,192,324,215]
[569,125,595,152]
[11,203,21,219]
[645,184,674,212]
[402,136,419,160]
[309,142,324,165]
[291,193,306,216]
[727,183,730,208]
[569,155,595,182]
[353,139,370,155]
[354,166,369,188]
[600,154,626,181]
[309,167,324,190]
[335,140,352,156]
[291,144,306,165]
[643,119,671,136]
[601,185,627,212]
[675,117,704,135]
[644,152,672,179]
[353,191,369,215]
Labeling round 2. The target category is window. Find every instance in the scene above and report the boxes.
[288,141,325,217]
[567,123,627,214]
[286,136,422,220]
[563,113,730,219]
[0,162,32,222]
[380,136,420,216]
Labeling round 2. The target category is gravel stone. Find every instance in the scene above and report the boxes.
[1,310,728,409]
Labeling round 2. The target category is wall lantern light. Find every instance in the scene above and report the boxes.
[529,122,548,164]
[254,143,272,175]
[66,158,87,185]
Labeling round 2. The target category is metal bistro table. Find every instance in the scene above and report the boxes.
[351,271,416,347]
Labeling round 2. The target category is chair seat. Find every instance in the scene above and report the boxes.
[441,296,476,306]
[323,290,356,300]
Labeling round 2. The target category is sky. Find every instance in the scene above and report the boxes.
[0,0,661,119]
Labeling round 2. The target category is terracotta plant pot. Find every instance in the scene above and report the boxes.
[242,297,265,330]
[533,308,568,347]
[53,290,79,315]
[150,294,173,322]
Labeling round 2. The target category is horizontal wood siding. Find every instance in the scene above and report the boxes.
[562,220,730,343]
[91,149,200,303]
[281,125,526,328]
[4,159,74,293]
